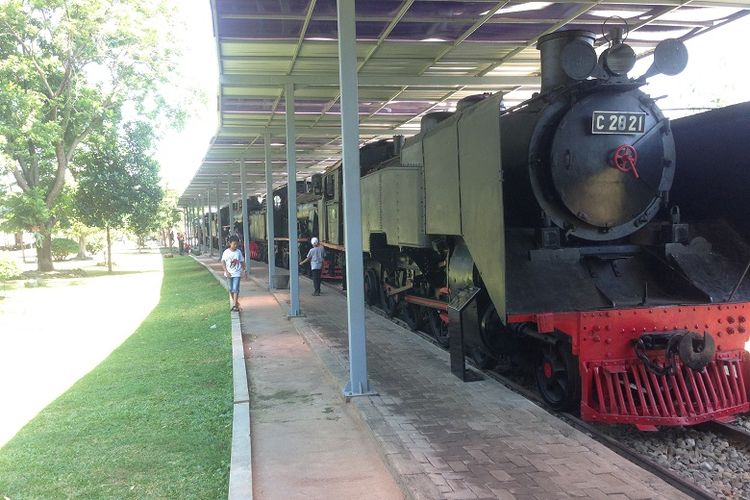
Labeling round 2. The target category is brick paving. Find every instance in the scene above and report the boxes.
[243,261,688,499]
[196,256,403,499]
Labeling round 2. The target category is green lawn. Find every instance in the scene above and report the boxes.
[0,257,233,499]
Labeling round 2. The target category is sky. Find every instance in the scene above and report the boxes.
[158,5,750,195]
[155,0,219,195]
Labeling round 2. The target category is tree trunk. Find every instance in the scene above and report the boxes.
[36,232,54,272]
[77,234,87,259]
[106,225,112,273]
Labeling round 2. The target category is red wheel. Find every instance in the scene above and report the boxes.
[612,144,639,179]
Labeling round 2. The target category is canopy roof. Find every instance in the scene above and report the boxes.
[180,0,749,204]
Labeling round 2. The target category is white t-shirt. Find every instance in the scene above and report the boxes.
[222,248,244,277]
[307,245,326,270]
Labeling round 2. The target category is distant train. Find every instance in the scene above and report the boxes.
[223,30,750,429]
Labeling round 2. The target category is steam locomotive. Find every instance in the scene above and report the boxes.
[242,29,750,429]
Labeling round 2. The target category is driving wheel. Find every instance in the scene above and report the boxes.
[534,341,581,411]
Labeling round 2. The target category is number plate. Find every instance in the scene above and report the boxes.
[591,111,646,135]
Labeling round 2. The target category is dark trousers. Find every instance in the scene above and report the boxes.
[312,268,322,293]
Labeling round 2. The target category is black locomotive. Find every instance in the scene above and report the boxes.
[238,29,750,429]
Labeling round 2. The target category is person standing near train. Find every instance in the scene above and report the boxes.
[300,237,325,296]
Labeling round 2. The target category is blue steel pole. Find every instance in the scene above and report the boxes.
[240,160,251,277]
[227,173,234,243]
[264,132,276,289]
[207,188,213,257]
[285,83,301,317]
[337,0,372,396]
[193,195,203,253]
[215,180,221,257]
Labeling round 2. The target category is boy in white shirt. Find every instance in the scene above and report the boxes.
[222,235,246,311]
[300,236,325,296]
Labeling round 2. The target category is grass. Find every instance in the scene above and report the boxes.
[0,257,233,499]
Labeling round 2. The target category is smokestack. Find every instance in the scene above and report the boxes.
[536,30,596,93]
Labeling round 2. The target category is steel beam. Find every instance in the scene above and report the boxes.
[264,132,276,289]
[221,74,539,87]
[286,83,301,317]
[338,0,373,397]
[240,160,251,277]
[218,125,416,138]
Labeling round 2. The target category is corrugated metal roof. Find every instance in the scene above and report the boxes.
[180,0,750,203]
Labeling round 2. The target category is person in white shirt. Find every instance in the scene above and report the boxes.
[299,236,325,296]
[222,235,246,311]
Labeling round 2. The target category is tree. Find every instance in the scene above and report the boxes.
[0,0,180,271]
[129,187,178,250]
[75,121,162,272]
[63,220,100,259]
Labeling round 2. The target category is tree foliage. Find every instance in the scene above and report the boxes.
[75,121,162,229]
[0,0,180,270]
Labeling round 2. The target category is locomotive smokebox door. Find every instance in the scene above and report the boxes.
[545,90,674,236]
[448,286,484,382]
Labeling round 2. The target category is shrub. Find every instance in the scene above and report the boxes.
[51,237,79,261]
[0,258,19,282]
[86,236,104,255]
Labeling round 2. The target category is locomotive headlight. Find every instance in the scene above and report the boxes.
[653,39,688,76]
[601,42,636,76]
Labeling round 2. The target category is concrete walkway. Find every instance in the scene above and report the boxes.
[196,255,403,500]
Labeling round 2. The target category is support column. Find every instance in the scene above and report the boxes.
[207,188,213,257]
[285,83,301,317]
[264,132,276,289]
[239,160,251,276]
[183,207,188,248]
[198,194,204,253]
[184,205,190,247]
[227,173,234,241]
[215,180,222,254]
[191,201,197,249]
[337,0,372,396]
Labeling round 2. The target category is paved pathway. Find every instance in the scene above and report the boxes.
[197,256,403,500]
[242,262,688,500]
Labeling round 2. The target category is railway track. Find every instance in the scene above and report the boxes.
[699,421,750,447]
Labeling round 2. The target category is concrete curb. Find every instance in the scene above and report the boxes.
[191,256,253,500]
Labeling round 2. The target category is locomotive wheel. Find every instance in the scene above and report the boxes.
[399,303,421,331]
[534,341,581,412]
[380,288,398,317]
[469,348,496,370]
[428,309,449,348]
[363,269,379,306]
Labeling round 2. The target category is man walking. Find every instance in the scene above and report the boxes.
[300,237,325,296]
